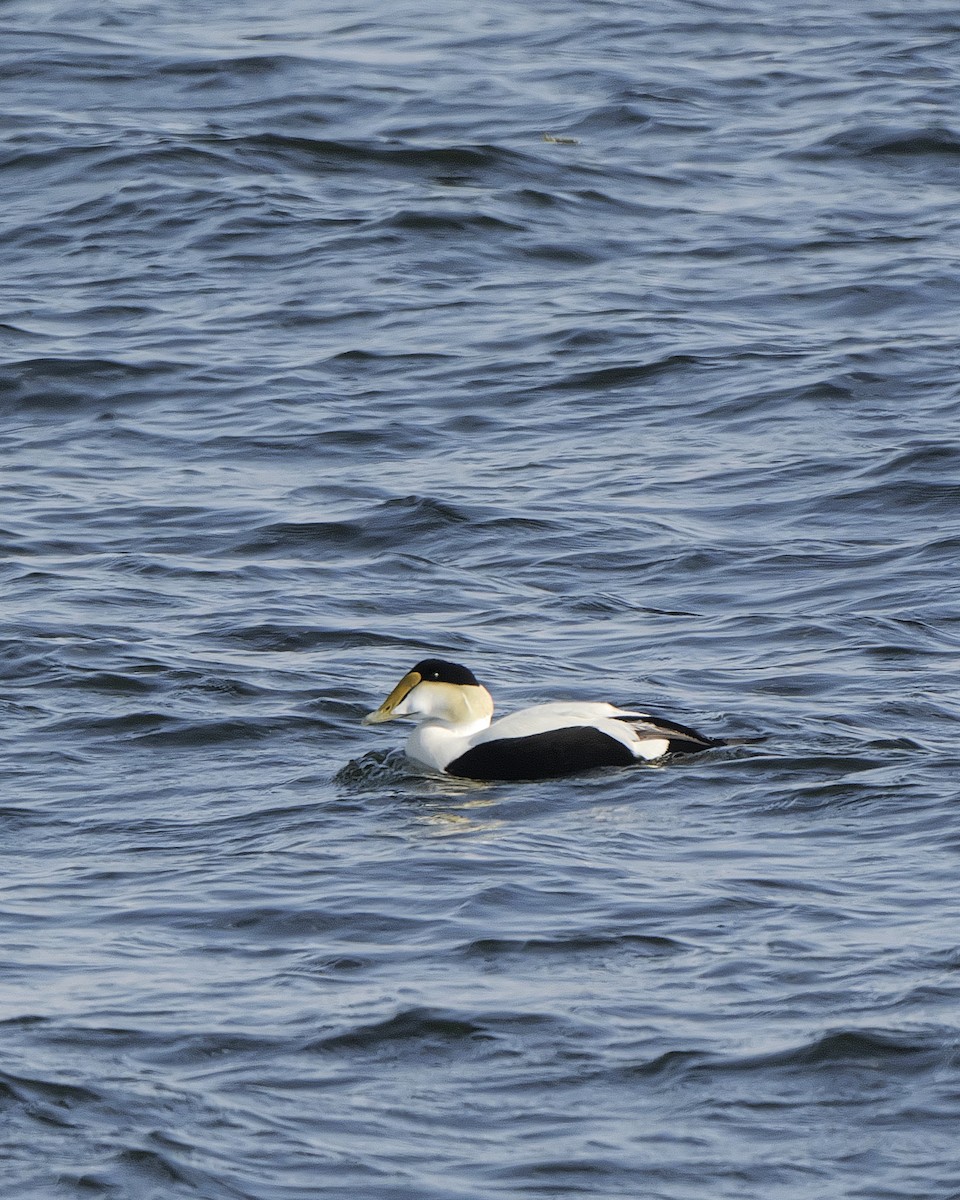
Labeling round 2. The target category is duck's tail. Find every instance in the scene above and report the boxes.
[618,711,761,755]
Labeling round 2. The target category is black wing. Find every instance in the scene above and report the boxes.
[616,711,726,755]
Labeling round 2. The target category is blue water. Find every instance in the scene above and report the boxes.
[4,2,960,1197]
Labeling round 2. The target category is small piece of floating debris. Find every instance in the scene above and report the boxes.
[362,658,728,781]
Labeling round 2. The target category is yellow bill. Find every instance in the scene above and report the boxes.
[361,670,422,724]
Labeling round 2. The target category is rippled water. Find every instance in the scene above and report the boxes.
[4,2,960,1197]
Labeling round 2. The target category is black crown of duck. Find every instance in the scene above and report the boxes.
[362,658,726,781]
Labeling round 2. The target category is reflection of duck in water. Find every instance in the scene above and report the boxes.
[362,658,727,781]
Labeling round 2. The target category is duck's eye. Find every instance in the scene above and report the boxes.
[428,671,440,680]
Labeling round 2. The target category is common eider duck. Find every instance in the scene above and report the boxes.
[362,658,726,781]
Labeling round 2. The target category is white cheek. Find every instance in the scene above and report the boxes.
[396,682,452,720]
[392,684,433,719]
[391,692,418,717]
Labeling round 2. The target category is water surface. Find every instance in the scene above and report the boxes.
[3,2,960,1197]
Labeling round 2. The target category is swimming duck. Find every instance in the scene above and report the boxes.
[362,658,726,781]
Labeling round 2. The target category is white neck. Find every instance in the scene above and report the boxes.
[406,719,485,773]
[405,685,493,772]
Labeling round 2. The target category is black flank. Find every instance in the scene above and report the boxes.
[446,727,635,781]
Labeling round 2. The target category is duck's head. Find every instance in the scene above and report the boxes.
[362,658,494,729]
